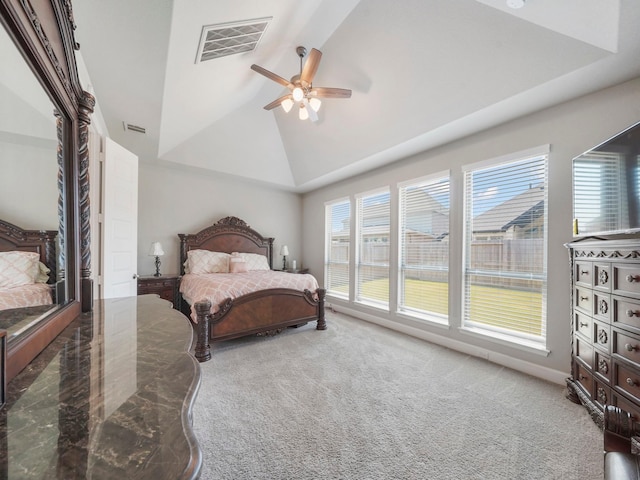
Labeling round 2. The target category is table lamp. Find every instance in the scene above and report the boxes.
[149,242,165,277]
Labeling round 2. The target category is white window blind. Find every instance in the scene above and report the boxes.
[573,152,628,234]
[325,200,351,298]
[463,153,548,346]
[356,189,390,308]
[398,175,450,320]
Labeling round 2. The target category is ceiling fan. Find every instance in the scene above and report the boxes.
[250,46,351,122]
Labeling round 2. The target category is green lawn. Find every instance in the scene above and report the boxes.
[331,278,543,336]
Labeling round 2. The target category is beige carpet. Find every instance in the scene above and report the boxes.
[192,312,603,479]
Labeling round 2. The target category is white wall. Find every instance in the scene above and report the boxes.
[137,161,303,277]
[302,76,640,384]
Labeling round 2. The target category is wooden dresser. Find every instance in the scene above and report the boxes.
[567,238,640,428]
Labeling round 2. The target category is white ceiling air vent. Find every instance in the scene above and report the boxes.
[196,17,272,64]
[123,122,146,134]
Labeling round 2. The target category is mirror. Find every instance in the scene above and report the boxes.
[1,0,95,381]
[0,23,66,341]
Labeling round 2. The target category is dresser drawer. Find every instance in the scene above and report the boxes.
[575,362,593,396]
[575,261,592,287]
[613,296,640,332]
[594,263,611,292]
[614,265,640,299]
[613,329,640,367]
[595,350,611,381]
[594,378,611,409]
[574,311,592,341]
[574,336,593,369]
[594,292,611,322]
[575,286,593,314]
[613,392,640,422]
[593,319,611,353]
[614,361,640,403]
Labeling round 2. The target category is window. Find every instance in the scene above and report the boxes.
[356,189,390,308]
[398,174,450,321]
[462,147,548,348]
[325,199,351,298]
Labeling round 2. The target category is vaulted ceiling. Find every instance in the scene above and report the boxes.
[72,0,640,193]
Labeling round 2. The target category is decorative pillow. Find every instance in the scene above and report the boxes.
[36,262,51,283]
[229,254,248,273]
[186,250,230,274]
[0,251,40,288]
[241,253,270,271]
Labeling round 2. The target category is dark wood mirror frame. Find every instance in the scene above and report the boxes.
[1,0,93,381]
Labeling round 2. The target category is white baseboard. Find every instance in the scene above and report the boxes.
[327,302,569,386]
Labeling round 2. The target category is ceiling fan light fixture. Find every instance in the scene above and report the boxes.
[281,98,294,113]
[292,86,304,102]
[299,104,309,120]
[309,97,321,112]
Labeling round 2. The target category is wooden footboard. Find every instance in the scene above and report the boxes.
[193,288,326,362]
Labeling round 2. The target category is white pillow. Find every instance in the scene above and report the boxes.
[0,251,40,288]
[241,253,270,271]
[186,250,230,274]
[36,262,51,283]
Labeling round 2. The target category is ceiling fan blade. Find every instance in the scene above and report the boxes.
[300,48,322,86]
[263,94,292,111]
[250,64,292,88]
[309,87,352,99]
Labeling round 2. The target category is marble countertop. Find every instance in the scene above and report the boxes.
[0,295,202,479]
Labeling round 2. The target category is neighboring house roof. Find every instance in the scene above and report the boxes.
[473,185,544,233]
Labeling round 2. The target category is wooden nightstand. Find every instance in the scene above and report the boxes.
[137,275,181,309]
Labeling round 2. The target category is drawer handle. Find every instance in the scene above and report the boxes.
[625,343,638,352]
[579,322,589,328]
[580,296,589,302]
[627,377,638,387]
[580,270,589,276]
[626,274,640,283]
[626,309,640,318]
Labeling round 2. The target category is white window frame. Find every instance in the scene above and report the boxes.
[355,187,391,310]
[461,145,549,350]
[397,171,450,324]
[324,197,351,299]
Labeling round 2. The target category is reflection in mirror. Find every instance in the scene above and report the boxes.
[0,24,66,340]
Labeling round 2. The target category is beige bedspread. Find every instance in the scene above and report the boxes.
[180,270,319,321]
[0,283,53,311]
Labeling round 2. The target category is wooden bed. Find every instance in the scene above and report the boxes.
[178,216,326,362]
[0,219,57,289]
[0,219,58,336]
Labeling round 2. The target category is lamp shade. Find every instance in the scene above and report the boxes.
[149,242,164,256]
[280,245,289,256]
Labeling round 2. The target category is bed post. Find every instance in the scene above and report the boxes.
[316,288,327,330]
[194,301,212,362]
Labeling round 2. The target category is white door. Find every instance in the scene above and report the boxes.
[102,137,138,298]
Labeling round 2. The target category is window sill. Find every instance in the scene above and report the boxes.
[458,326,550,357]
[397,310,449,329]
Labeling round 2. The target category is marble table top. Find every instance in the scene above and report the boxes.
[0,295,202,479]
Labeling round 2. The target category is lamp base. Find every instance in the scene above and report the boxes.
[154,256,162,277]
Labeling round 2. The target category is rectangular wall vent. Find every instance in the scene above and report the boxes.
[196,17,271,63]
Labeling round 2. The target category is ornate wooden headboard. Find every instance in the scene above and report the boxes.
[178,216,274,275]
[0,219,57,284]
